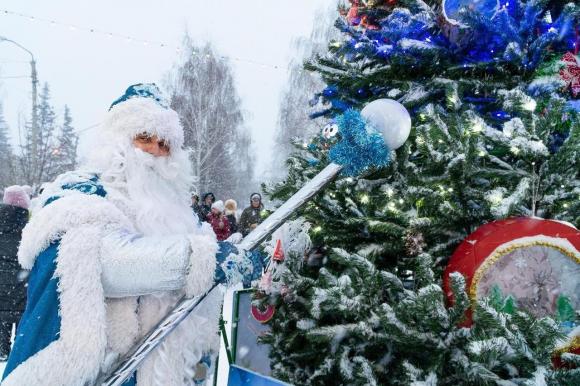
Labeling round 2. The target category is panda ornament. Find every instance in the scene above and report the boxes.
[320,122,340,150]
[322,122,339,139]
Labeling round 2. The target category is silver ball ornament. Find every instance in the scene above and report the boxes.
[361,98,411,150]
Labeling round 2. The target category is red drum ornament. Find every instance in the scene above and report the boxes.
[443,218,580,325]
[251,303,276,324]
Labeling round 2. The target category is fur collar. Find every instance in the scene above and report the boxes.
[19,193,132,270]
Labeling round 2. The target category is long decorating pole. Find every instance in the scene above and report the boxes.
[98,163,343,386]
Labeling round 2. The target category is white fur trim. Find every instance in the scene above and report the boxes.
[103,98,184,149]
[185,234,218,298]
[105,297,139,357]
[3,226,108,386]
[481,235,580,261]
[18,193,132,270]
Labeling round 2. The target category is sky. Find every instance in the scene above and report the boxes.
[0,0,335,177]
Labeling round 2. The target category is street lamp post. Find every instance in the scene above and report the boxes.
[0,36,39,183]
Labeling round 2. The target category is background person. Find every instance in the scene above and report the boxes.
[224,199,238,234]
[0,186,30,360]
[206,200,231,241]
[239,193,264,237]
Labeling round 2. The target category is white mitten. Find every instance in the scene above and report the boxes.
[184,234,218,298]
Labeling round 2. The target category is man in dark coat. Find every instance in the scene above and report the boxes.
[0,186,30,359]
[239,193,264,237]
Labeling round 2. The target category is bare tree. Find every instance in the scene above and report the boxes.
[167,37,254,201]
[273,3,340,176]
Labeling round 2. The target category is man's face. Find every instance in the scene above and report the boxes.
[132,132,170,157]
[191,196,198,205]
[251,197,261,208]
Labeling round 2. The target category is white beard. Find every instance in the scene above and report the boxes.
[97,145,204,236]
[93,144,218,385]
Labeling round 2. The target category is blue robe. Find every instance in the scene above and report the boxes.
[2,176,136,386]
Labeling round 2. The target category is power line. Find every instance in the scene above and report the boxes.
[76,123,100,134]
[0,58,29,63]
[0,75,29,79]
[1,8,290,72]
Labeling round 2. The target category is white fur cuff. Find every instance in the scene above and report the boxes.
[185,235,218,298]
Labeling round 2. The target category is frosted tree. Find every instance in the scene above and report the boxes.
[273,2,341,176]
[52,105,78,176]
[261,1,580,385]
[232,125,257,201]
[167,37,254,201]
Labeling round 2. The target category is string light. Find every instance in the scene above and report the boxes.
[471,121,484,133]
[523,99,537,111]
[1,8,286,72]
[488,191,503,205]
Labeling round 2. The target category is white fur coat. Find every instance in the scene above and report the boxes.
[4,178,221,386]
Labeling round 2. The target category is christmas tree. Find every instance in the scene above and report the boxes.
[259,1,580,385]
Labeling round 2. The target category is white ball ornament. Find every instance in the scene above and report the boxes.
[360,98,411,150]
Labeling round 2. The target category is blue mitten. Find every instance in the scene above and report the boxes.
[214,241,264,286]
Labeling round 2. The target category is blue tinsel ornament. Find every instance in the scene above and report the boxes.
[329,109,391,176]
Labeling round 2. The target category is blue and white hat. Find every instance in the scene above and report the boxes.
[103,83,184,149]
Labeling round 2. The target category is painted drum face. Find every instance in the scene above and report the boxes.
[443,217,580,325]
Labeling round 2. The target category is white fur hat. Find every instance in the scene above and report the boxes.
[103,83,184,149]
[211,200,225,213]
